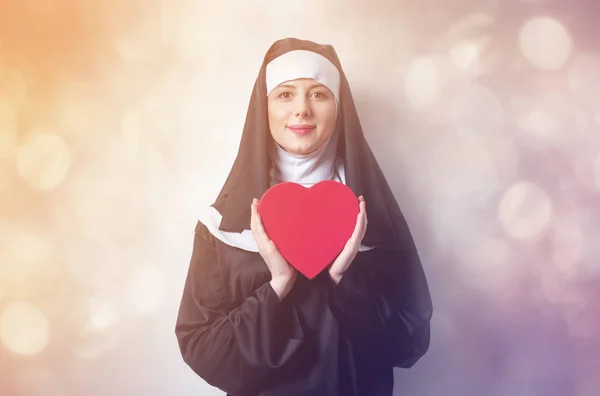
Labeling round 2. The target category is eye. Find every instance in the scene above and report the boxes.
[311,91,328,99]
[277,91,292,99]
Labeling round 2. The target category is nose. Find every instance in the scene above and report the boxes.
[294,97,310,117]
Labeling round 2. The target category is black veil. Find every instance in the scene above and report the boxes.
[211,37,417,251]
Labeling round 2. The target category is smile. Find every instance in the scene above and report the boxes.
[287,125,316,135]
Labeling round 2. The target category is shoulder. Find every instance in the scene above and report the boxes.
[195,220,216,246]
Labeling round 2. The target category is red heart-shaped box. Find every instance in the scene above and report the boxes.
[258,180,359,279]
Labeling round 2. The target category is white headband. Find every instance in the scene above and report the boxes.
[265,50,340,103]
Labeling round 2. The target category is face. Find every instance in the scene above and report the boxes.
[267,78,337,156]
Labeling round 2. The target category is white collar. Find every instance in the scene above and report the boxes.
[199,158,374,253]
[268,127,339,187]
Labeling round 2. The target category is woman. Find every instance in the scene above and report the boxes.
[175,38,433,396]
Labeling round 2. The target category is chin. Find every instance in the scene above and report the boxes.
[294,142,322,155]
[279,139,315,155]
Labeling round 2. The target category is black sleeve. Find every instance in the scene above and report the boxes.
[175,222,305,395]
[326,248,433,368]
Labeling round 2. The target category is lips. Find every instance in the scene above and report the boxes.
[287,125,316,135]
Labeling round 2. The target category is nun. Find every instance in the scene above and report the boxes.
[175,38,433,396]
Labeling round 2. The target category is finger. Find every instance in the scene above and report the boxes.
[253,209,271,246]
[250,201,261,242]
[255,213,268,241]
[350,208,364,242]
[354,206,368,242]
[340,201,366,253]
[251,203,271,254]
[250,201,256,231]
[357,200,365,221]
[361,211,368,235]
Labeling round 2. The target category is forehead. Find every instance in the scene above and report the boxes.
[274,78,325,89]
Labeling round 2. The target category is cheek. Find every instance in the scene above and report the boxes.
[267,110,283,131]
[268,110,292,142]
[268,106,289,126]
[317,105,337,131]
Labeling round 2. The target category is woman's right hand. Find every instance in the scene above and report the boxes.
[250,198,297,300]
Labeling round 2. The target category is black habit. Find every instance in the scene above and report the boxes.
[175,38,433,396]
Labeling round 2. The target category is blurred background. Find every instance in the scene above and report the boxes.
[1,0,598,395]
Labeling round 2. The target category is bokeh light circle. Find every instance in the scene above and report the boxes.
[16,131,72,191]
[87,293,120,331]
[519,17,572,70]
[0,302,50,355]
[1,230,55,285]
[498,181,553,240]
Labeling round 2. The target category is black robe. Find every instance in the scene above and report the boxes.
[175,220,432,396]
[175,37,433,395]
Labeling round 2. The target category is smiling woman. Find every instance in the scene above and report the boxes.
[267,78,337,156]
[175,37,433,396]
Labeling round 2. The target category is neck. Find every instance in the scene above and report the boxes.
[269,131,339,187]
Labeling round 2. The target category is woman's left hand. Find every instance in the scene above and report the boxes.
[328,195,368,284]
